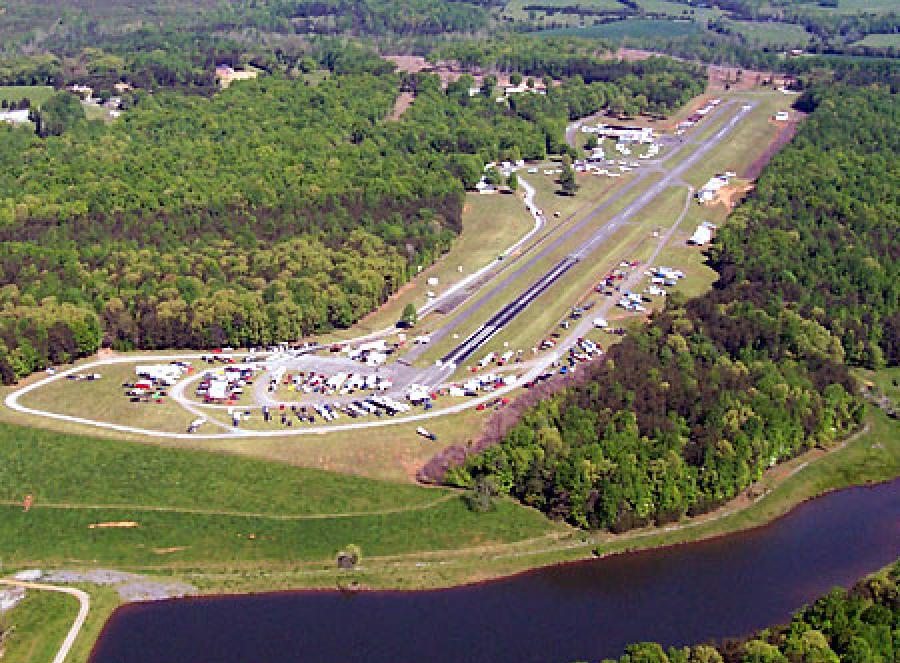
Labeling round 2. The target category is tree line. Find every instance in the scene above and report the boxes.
[593,559,900,663]
[439,83,896,532]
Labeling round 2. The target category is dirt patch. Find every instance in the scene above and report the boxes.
[617,47,795,93]
[616,48,657,62]
[153,546,187,555]
[712,183,755,211]
[382,55,551,91]
[389,91,415,121]
[742,116,803,180]
[384,55,430,73]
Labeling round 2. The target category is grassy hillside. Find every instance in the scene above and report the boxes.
[0,423,557,570]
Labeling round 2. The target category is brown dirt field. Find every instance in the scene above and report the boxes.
[616,48,657,61]
[713,183,755,211]
[617,47,795,93]
[742,116,803,180]
[382,55,551,91]
[384,55,430,73]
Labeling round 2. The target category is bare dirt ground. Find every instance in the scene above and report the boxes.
[742,116,803,179]
[616,48,795,92]
[711,183,755,211]
[383,54,547,90]
[389,91,416,120]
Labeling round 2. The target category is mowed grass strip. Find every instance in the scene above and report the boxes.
[0,422,443,515]
[331,189,535,339]
[3,497,555,568]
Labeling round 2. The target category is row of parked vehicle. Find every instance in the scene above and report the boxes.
[270,369,393,396]
[255,394,418,427]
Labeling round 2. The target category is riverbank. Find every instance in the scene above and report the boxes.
[18,404,892,663]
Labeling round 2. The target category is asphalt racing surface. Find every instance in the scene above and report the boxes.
[435,99,754,371]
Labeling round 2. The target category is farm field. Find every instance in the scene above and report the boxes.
[725,19,812,48]
[853,33,900,48]
[0,84,53,106]
[536,17,703,39]
[817,0,900,13]
[635,0,721,21]
[502,0,626,22]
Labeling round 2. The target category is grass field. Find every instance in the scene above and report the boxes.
[0,422,558,571]
[684,92,794,186]
[818,0,900,13]
[332,189,534,339]
[536,17,703,38]
[503,0,626,22]
[635,0,721,21]
[0,85,53,107]
[725,19,812,48]
[853,33,900,49]
[17,362,197,433]
[1,590,77,663]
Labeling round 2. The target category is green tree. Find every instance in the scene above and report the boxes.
[400,302,417,328]
[559,155,578,196]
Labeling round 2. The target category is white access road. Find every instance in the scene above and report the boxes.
[0,578,90,663]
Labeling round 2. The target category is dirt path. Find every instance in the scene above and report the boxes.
[388,91,415,120]
[0,493,458,521]
[742,117,802,180]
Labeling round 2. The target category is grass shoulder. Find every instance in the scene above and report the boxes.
[1,589,75,663]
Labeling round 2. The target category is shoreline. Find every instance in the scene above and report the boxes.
[73,411,898,663]
[86,472,900,663]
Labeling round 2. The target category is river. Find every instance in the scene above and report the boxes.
[89,479,899,663]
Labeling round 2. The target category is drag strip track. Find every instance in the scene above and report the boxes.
[442,255,578,365]
[437,100,754,368]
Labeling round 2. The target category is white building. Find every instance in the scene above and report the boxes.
[583,124,654,144]
[0,109,30,125]
[689,225,713,246]
[697,175,730,203]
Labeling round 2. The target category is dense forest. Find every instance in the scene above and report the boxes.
[712,86,899,367]
[442,84,897,532]
[0,54,702,383]
[595,560,900,663]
